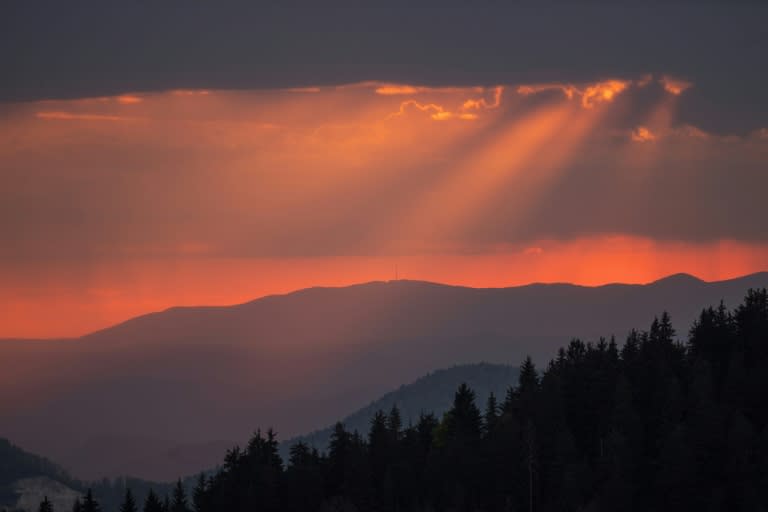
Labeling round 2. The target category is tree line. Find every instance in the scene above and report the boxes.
[38,288,768,511]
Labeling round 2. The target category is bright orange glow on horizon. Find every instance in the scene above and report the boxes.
[1,237,766,339]
[1,80,765,338]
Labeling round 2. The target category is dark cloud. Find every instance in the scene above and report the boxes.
[2,2,767,135]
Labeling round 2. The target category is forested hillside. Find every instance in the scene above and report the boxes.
[182,288,767,512]
[17,288,768,511]
[282,363,519,460]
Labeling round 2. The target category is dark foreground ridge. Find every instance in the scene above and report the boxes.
[195,288,768,512]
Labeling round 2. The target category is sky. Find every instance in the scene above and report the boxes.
[1,2,767,338]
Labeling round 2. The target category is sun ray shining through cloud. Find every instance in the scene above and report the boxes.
[379,100,601,252]
[478,100,612,237]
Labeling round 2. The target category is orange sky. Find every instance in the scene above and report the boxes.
[2,236,767,338]
[1,78,766,338]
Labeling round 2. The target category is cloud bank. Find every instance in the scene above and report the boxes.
[2,2,767,135]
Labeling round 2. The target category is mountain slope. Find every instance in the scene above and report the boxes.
[0,439,79,512]
[282,363,519,458]
[1,272,766,480]
[0,439,176,512]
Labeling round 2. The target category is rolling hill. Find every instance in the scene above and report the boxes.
[281,362,520,459]
[0,438,174,512]
[0,438,79,512]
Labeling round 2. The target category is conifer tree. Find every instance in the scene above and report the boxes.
[264,428,283,470]
[191,474,207,512]
[143,490,163,512]
[659,311,676,344]
[387,405,402,440]
[519,356,539,395]
[415,412,438,453]
[621,329,640,361]
[288,441,312,467]
[502,384,519,415]
[119,489,137,512]
[327,422,351,496]
[518,356,539,421]
[368,410,389,483]
[38,497,53,512]
[170,480,188,512]
[369,411,388,445]
[736,288,768,363]
[484,391,499,434]
[81,490,100,512]
[444,383,482,442]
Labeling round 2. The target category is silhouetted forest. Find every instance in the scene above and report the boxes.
[283,363,520,462]
[34,289,768,511]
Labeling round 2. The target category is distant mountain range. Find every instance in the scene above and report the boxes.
[1,272,766,481]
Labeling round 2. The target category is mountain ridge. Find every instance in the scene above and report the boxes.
[4,272,763,343]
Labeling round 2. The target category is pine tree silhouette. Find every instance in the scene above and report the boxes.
[81,490,100,512]
[143,490,163,512]
[38,497,53,512]
[387,405,402,441]
[172,289,768,512]
[170,480,188,512]
[484,391,499,433]
[191,474,207,512]
[119,489,137,512]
